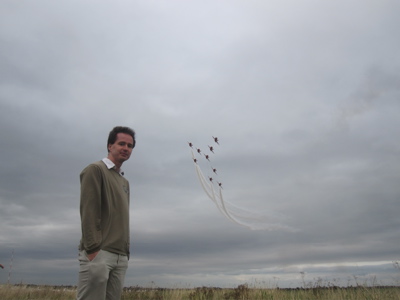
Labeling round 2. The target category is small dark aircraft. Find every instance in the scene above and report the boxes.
[212,136,219,145]
[211,167,217,174]
[204,154,210,161]
[188,142,193,148]
[208,145,214,153]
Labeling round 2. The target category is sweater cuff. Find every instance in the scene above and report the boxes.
[86,247,101,255]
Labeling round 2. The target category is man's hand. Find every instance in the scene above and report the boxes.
[87,251,99,261]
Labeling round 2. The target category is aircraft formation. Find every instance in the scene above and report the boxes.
[188,136,222,188]
[188,136,298,231]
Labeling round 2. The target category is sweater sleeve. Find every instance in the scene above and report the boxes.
[80,164,103,254]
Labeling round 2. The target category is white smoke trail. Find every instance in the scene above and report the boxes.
[191,150,298,232]
[336,68,400,129]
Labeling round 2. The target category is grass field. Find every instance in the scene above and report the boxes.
[1,283,400,300]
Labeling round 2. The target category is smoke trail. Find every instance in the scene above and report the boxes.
[337,68,400,129]
[192,150,298,232]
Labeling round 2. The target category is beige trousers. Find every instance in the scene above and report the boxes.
[77,250,128,300]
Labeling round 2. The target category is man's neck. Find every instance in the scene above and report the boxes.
[107,156,122,172]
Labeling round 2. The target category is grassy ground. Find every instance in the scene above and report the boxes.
[1,283,400,300]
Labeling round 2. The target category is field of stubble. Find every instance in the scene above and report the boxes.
[1,283,400,300]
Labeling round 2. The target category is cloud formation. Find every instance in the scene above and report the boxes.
[1,0,400,288]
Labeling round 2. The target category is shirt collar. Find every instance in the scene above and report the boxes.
[102,158,124,176]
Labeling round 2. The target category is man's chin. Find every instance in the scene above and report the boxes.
[120,156,130,162]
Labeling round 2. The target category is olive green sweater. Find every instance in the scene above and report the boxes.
[79,160,130,257]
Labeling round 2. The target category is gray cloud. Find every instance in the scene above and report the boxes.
[1,0,400,288]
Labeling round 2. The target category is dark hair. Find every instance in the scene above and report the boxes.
[107,126,136,152]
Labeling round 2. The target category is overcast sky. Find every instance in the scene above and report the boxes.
[1,0,400,288]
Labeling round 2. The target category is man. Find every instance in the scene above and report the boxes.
[77,126,136,300]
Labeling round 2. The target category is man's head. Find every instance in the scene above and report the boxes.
[107,126,136,151]
[107,126,136,166]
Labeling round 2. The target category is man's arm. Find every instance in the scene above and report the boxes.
[80,164,103,255]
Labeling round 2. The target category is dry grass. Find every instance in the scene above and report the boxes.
[1,283,400,300]
[0,284,76,300]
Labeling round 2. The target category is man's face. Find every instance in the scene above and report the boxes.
[107,133,134,165]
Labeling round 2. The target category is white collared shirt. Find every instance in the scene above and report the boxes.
[102,158,124,176]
